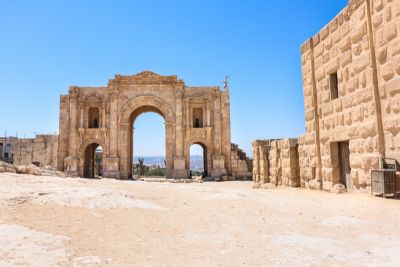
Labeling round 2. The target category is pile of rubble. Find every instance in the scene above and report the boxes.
[0,161,65,177]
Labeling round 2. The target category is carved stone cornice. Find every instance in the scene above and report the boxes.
[68,86,79,99]
[60,94,70,102]
[109,86,120,100]
[108,71,184,85]
[212,87,220,99]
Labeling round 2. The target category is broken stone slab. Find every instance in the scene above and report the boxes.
[0,161,17,173]
[25,164,42,176]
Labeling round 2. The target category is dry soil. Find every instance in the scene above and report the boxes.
[0,173,399,266]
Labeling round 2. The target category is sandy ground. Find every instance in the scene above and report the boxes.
[0,173,399,266]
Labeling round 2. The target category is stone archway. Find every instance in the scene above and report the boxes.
[80,139,107,178]
[118,96,175,179]
[59,71,233,180]
[185,138,211,178]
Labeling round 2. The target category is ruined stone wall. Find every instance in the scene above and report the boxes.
[14,135,59,168]
[230,143,252,180]
[252,139,299,187]
[252,140,272,184]
[300,0,400,191]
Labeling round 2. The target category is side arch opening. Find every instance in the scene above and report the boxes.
[83,143,103,178]
[189,143,208,178]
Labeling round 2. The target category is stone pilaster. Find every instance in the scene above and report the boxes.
[173,87,187,178]
[104,85,120,178]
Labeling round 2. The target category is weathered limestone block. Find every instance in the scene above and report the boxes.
[351,22,367,43]
[331,183,347,194]
[353,54,371,74]
[0,161,17,173]
[25,164,42,176]
[386,77,400,96]
[341,50,353,67]
[307,179,322,190]
[384,21,397,42]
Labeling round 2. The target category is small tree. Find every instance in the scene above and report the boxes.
[95,152,103,177]
[138,157,145,177]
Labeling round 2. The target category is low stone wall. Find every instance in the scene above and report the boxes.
[230,143,252,180]
[252,139,299,187]
[13,135,58,168]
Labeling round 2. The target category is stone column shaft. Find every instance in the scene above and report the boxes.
[175,90,184,156]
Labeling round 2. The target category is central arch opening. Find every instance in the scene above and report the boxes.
[129,106,167,178]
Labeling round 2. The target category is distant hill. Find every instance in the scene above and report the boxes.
[133,156,204,171]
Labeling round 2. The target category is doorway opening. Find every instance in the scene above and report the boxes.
[130,109,166,178]
[189,143,207,178]
[83,143,103,178]
[338,141,351,189]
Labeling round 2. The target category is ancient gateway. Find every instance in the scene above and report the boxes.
[56,71,248,180]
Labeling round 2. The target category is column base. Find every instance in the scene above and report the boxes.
[210,168,227,179]
[172,156,187,179]
[172,169,188,179]
[105,156,120,178]
[64,157,79,177]
[103,171,121,179]
[211,155,227,179]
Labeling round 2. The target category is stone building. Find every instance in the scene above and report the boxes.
[0,136,17,163]
[254,0,400,192]
[13,135,58,168]
[57,71,249,179]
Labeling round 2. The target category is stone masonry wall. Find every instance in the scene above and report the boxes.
[300,0,400,192]
[230,143,252,180]
[373,0,400,163]
[252,139,300,187]
[13,135,59,168]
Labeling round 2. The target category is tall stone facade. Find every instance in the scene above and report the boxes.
[300,0,400,191]
[254,0,400,192]
[13,135,58,168]
[57,71,236,179]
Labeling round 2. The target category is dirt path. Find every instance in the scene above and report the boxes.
[0,173,399,266]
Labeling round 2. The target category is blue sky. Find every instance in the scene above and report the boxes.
[0,0,347,156]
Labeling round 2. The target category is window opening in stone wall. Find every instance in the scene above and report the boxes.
[88,107,100,128]
[193,108,203,128]
[330,72,338,100]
